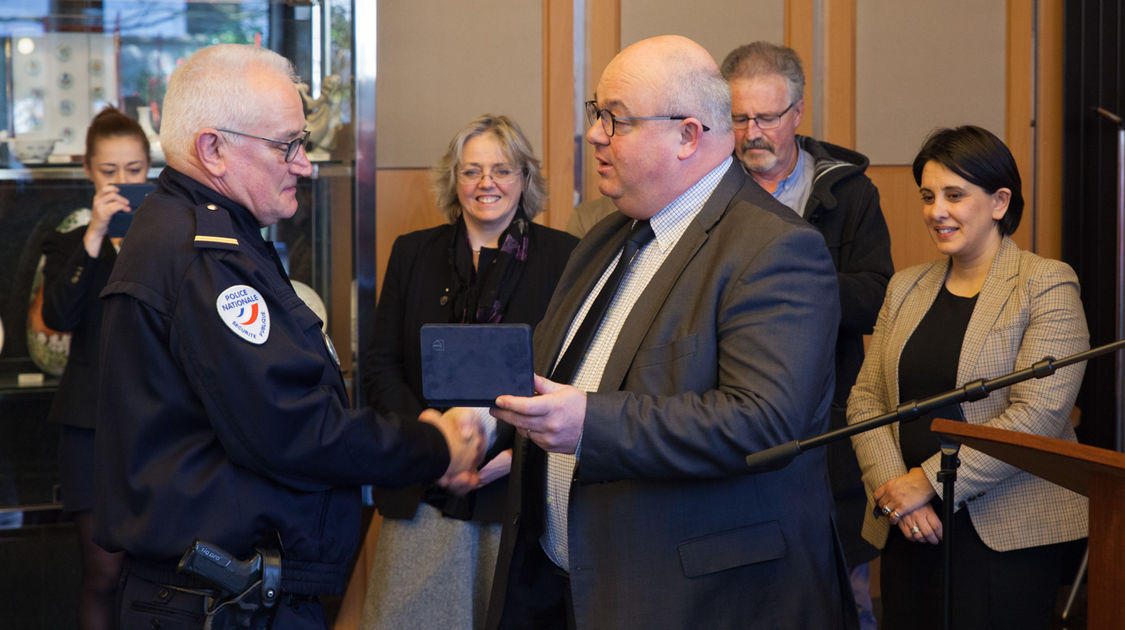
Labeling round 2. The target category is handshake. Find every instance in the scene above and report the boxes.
[418,373,590,495]
[419,407,502,495]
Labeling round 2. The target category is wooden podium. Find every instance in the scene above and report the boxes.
[932,418,1125,628]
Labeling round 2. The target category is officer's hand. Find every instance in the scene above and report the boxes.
[419,407,485,495]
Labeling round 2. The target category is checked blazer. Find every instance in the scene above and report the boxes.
[848,236,1089,552]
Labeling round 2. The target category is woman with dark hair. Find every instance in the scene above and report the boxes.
[847,125,1088,629]
[40,106,151,630]
[359,114,577,630]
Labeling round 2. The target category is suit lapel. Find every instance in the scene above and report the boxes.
[958,237,1019,383]
[597,163,746,392]
[534,214,633,374]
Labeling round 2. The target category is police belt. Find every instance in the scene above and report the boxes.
[123,555,336,597]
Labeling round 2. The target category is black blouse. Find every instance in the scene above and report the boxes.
[897,284,977,469]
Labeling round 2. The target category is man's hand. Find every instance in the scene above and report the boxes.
[491,374,586,453]
[419,407,485,495]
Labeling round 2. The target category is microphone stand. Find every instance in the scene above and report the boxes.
[745,337,1125,630]
[936,436,959,628]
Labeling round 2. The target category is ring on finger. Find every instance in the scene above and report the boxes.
[910,524,921,536]
[881,505,892,515]
[892,510,901,519]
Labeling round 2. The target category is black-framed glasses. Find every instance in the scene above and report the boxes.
[456,165,523,185]
[217,128,311,163]
[731,102,796,130]
[585,100,710,137]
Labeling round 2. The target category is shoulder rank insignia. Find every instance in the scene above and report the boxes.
[193,203,240,251]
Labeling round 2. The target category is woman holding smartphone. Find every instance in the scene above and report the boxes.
[40,107,151,630]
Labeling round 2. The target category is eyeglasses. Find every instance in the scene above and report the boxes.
[217,128,311,163]
[731,102,796,130]
[456,165,523,185]
[585,100,711,137]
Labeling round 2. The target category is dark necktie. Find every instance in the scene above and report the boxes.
[549,219,655,384]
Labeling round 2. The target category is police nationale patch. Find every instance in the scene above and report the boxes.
[216,284,270,344]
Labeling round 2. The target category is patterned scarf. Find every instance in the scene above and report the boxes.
[448,208,531,323]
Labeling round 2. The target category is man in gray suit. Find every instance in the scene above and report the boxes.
[487,35,855,629]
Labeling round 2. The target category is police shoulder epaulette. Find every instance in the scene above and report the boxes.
[193,203,240,251]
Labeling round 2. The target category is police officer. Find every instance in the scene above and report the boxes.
[95,44,484,629]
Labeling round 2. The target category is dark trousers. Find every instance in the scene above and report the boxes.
[116,560,324,630]
[498,541,577,630]
[117,565,212,629]
[881,507,1071,630]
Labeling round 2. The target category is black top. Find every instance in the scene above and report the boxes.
[898,284,977,469]
[41,224,117,429]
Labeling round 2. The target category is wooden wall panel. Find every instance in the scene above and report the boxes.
[823,0,855,148]
[580,0,782,207]
[618,0,783,67]
[370,1,1066,288]
[544,0,574,230]
[374,169,443,295]
[582,0,621,201]
[855,0,1006,165]
[376,1,543,168]
[787,0,816,138]
[1035,0,1065,260]
[1006,0,1033,251]
[868,165,927,272]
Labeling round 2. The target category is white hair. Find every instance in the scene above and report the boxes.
[160,44,300,162]
[663,62,733,135]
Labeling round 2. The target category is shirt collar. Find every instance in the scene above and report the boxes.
[648,156,732,251]
[773,146,806,197]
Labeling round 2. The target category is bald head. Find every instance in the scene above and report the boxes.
[587,36,734,218]
[608,36,733,138]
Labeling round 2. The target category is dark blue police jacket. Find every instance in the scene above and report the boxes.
[94,166,449,596]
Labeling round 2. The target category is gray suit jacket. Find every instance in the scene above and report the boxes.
[848,236,1089,552]
[488,163,855,630]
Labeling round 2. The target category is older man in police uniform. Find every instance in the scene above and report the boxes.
[95,44,483,630]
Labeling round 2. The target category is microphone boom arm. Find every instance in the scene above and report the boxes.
[744,338,1125,472]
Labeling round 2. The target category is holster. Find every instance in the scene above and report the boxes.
[201,547,282,630]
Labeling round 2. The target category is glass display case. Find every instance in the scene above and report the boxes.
[0,0,359,547]
[0,2,366,625]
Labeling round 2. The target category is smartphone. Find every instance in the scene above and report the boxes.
[108,182,156,237]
